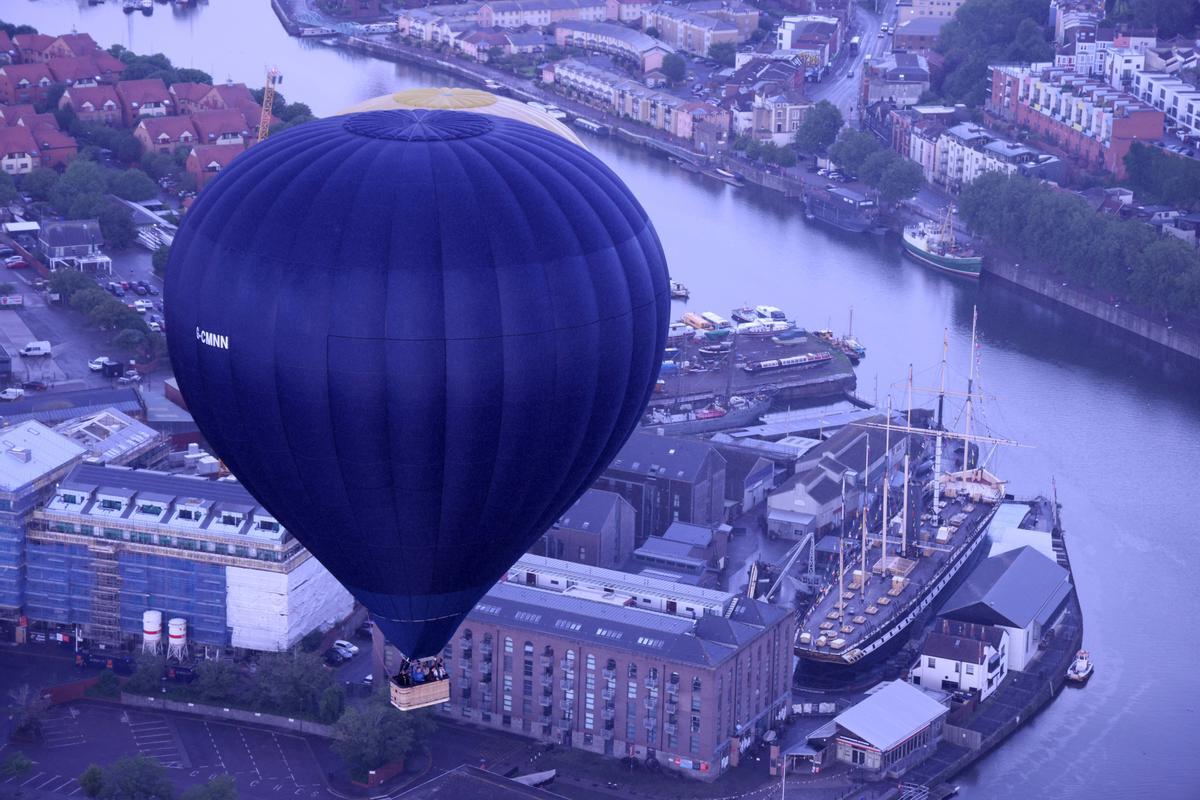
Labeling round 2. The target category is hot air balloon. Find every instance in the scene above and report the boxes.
[165,104,670,677]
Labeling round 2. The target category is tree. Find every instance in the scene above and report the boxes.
[21,167,60,202]
[661,53,687,83]
[332,702,436,779]
[93,670,121,698]
[51,159,108,215]
[934,0,1052,105]
[173,68,214,86]
[318,684,345,723]
[99,200,137,250]
[876,159,924,202]
[774,146,797,168]
[180,775,236,800]
[193,659,239,703]
[140,151,177,181]
[96,756,174,800]
[793,100,843,153]
[645,26,659,38]
[80,764,105,798]
[0,171,18,205]
[152,245,171,277]
[8,684,50,741]
[1,752,33,779]
[70,286,113,315]
[125,654,164,694]
[108,169,160,202]
[0,22,39,37]
[252,651,335,717]
[115,328,150,359]
[828,130,882,174]
[707,42,736,67]
[859,149,898,185]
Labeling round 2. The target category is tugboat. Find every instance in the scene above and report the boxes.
[670,279,690,300]
[1067,650,1094,684]
[902,207,983,279]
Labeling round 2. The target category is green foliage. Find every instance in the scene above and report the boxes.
[70,121,144,165]
[8,684,50,740]
[876,158,924,202]
[828,129,882,174]
[108,169,160,202]
[859,148,897,185]
[0,171,19,205]
[98,200,138,250]
[1124,142,1200,211]
[180,774,237,800]
[93,669,121,698]
[20,167,60,201]
[175,67,215,85]
[332,702,436,779]
[193,660,239,703]
[959,172,1200,314]
[1,752,33,779]
[125,654,164,694]
[79,764,105,798]
[140,152,177,181]
[1104,0,1200,38]
[152,245,171,277]
[662,53,687,83]
[0,21,39,37]
[115,328,150,358]
[50,160,108,216]
[95,755,174,800]
[645,26,660,38]
[793,100,843,153]
[107,45,210,86]
[935,0,1052,106]
[708,42,737,67]
[318,684,345,723]
[70,286,113,314]
[252,651,336,718]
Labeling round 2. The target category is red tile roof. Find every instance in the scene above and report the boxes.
[0,104,38,126]
[138,116,198,141]
[0,125,38,158]
[190,109,250,142]
[210,82,258,110]
[13,33,55,55]
[62,85,121,111]
[0,32,13,55]
[170,82,212,103]
[1,63,55,84]
[50,33,100,57]
[189,143,244,170]
[116,78,172,108]
[47,56,103,85]
[30,121,76,151]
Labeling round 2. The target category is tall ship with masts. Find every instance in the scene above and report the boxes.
[902,206,983,279]
[794,309,1016,675]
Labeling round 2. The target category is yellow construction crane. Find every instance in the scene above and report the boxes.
[257,67,282,144]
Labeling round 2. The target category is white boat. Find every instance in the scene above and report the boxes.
[1067,650,1093,683]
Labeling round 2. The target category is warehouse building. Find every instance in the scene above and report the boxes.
[7,438,352,654]
[429,555,794,780]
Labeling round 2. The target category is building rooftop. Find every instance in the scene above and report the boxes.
[645,4,738,31]
[555,488,623,533]
[511,554,732,612]
[895,17,948,38]
[833,679,947,751]
[53,408,162,466]
[940,546,1071,629]
[556,21,672,54]
[0,388,140,433]
[921,620,1004,665]
[0,421,85,493]
[606,432,721,482]
[396,765,562,799]
[38,219,103,249]
[662,521,714,548]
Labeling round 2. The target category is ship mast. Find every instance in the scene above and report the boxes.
[881,396,892,568]
[838,477,847,624]
[902,365,913,556]
[963,306,978,473]
[933,329,948,516]
[860,438,869,602]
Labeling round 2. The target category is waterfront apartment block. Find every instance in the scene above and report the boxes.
[641,5,740,55]
[554,21,674,74]
[478,0,607,29]
[14,457,353,654]
[930,122,1062,192]
[988,63,1164,178]
[434,556,794,779]
[1131,71,1200,140]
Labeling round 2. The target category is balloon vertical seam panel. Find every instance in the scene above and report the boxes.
[165,109,671,660]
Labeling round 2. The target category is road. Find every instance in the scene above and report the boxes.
[808,0,898,123]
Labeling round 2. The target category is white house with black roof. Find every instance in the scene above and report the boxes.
[910,618,1009,701]
[939,545,1072,671]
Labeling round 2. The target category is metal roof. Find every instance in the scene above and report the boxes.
[0,421,85,492]
[555,488,623,533]
[833,680,947,751]
[605,431,722,482]
[940,546,1071,629]
[0,388,143,427]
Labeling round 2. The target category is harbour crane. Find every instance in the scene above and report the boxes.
[257,67,282,144]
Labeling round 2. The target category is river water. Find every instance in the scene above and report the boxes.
[12,2,1200,797]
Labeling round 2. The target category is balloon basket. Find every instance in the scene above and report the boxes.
[389,671,450,712]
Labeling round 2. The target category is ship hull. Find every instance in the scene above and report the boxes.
[902,232,983,279]
[642,399,771,435]
[795,504,998,678]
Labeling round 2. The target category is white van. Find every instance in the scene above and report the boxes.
[19,341,51,358]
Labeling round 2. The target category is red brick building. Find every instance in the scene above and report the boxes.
[988,64,1164,178]
[0,63,55,105]
[134,116,199,154]
[59,85,122,125]
[25,120,77,168]
[115,78,173,126]
[190,109,251,147]
[168,82,213,115]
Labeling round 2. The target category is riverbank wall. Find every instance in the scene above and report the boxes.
[982,260,1200,362]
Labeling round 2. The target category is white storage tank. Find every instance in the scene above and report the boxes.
[167,617,188,659]
[142,610,162,654]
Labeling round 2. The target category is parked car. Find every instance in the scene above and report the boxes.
[148,321,162,333]
[333,639,359,657]
[323,647,347,666]
[118,370,142,386]
[132,284,148,296]
[119,280,131,290]
[21,381,47,392]
[0,246,15,258]
[107,282,125,297]
[5,256,28,269]
[0,388,25,401]
[88,356,116,371]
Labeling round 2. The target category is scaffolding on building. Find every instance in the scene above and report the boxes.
[87,543,122,646]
